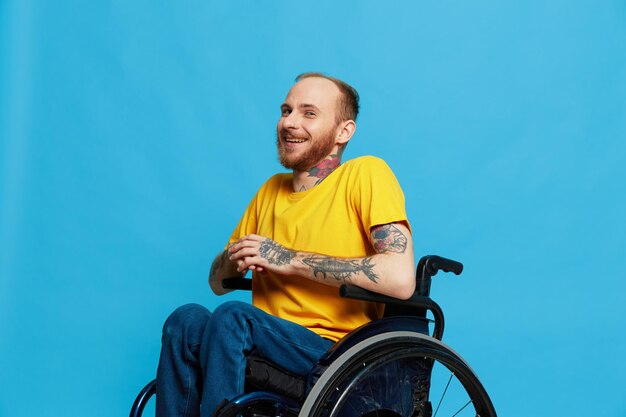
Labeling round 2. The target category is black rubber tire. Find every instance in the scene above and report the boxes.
[298,331,496,417]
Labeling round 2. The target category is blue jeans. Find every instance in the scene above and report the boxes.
[155,301,335,417]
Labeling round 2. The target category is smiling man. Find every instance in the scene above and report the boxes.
[155,73,415,417]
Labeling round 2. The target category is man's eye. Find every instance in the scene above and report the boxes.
[305,111,316,117]
[281,109,291,116]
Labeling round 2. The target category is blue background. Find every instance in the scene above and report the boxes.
[1,1,625,416]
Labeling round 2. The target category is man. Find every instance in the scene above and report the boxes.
[156,73,415,417]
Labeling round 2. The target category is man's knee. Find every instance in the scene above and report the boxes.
[162,303,211,340]
[211,300,251,321]
[208,301,257,334]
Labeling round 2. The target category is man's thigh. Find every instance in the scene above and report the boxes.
[211,301,334,375]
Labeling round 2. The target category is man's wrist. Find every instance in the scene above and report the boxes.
[258,238,296,269]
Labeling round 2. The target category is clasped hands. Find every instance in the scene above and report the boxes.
[228,234,297,274]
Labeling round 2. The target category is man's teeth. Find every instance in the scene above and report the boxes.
[286,138,306,143]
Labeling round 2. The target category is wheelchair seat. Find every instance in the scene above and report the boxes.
[130,256,497,417]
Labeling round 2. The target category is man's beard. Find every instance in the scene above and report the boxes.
[277,127,336,172]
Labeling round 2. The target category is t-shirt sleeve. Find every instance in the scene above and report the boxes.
[353,157,411,234]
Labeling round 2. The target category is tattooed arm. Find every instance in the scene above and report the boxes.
[228,222,415,299]
[208,249,244,295]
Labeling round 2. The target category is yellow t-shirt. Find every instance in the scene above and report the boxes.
[228,156,410,341]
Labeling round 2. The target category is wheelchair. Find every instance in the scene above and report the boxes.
[130,255,497,417]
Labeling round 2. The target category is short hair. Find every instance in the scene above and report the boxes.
[295,72,360,123]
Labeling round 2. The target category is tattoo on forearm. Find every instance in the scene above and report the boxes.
[371,224,407,253]
[210,251,227,281]
[300,256,379,283]
[259,239,296,266]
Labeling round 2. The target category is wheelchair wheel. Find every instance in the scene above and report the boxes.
[299,331,496,417]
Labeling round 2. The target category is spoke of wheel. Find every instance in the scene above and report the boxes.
[450,399,472,417]
[432,372,454,417]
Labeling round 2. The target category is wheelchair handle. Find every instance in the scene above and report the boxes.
[420,255,463,276]
[417,255,463,297]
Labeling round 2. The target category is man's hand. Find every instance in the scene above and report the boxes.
[228,235,297,274]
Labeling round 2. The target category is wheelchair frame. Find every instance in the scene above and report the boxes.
[130,255,497,417]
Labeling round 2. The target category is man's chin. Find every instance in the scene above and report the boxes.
[278,156,312,172]
[278,154,297,170]
[278,149,301,169]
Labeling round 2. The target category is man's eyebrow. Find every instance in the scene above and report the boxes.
[299,103,321,112]
[280,103,321,112]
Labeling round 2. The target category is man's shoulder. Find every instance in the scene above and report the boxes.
[257,172,291,193]
[341,156,402,191]
[265,172,291,183]
[344,155,392,172]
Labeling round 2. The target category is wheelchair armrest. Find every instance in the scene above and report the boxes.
[339,285,445,340]
[222,277,252,291]
[340,285,407,304]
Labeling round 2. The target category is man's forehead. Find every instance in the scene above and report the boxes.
[284,77,341,106]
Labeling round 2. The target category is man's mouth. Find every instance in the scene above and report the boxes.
[283,136,308,144]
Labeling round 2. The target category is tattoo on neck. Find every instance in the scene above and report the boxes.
[300,256,379,283]
[259,239,296,266]
[371,224,408,254]
[307,154,341,185]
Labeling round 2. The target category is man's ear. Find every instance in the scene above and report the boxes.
[336,120,356,146]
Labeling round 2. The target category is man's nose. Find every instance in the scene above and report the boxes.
[283,112,298,128]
